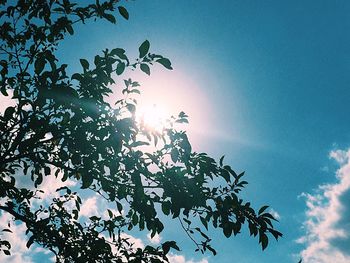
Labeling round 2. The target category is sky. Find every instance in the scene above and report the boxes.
[1,1,350,262]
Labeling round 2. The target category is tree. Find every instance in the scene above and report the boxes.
[0,1,282,262]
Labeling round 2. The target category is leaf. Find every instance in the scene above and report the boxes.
[161,201,171,215]
[103,13,116,24]
[116,62,125,75]
[180,135,192,155]
[200,216,208,230]
[44,166,51,176]
[66,24,74,35]
[1,85,8,96]
[107,209,113,218]
[80,59,89,70]
[118,6,129,20]
[34,57,45,74]
[130,141,149,147]
[156,58,173,70]
[4,106,15,120]
[111,48,128,60]
[258,205,269,215]
[71,73,82,81]
[126,103,136,114]
[261,234,268,250]
[132,213,138,226]
[116,201,123,213]
[34,174,43,187]
[206,245,217,256]
[162,241,179,255]
[170,148,179,163]
[139,40,150,58]
[130,89,140,94]
[219,155,225,167]
[221,169,230,182]
[269,229,283,240]
[26,235,35,248]
[140,63,150,75]
[3,250,10,256]
[89,216,101,221]
[81,173,93,189]
[72,210,78,220]
[223,224,232,238]
[261,212,277,221]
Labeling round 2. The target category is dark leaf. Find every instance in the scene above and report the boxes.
[139,40,150,58]
[140,63,150,75]
[81,173,93,189]
[1,85,8,96]
[156,58,173,70]
[71,73,82,81]
[26,235,35,248]
[200,216,208,230]
[116,62,125,75]
[80,59,89,70]
[103,13,116,24]
[219,155,225,167]
[258,205,269,215]
[162,241,179,255]
[4,106,15,120]
[44,166,51,176]
[161,201,171,216]
[170,148,179,163]
[34,57,45,74]
[260,234,268,250]
[223,224,232,238]
[118,6,129,20]
[66,24,74,35]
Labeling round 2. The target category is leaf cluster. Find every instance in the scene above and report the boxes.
[0,1,282,262]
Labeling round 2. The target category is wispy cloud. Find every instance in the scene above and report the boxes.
[79,196,99,218]
[269,208,281,221]
[168,253,208,263]
[147,232,162,245]
[0,213,34,263]
[120,233,144,249]
[298,148,350,263]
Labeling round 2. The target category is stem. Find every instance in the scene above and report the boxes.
[178,217,201,251]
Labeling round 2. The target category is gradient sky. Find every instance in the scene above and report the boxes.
[2,1,350,263]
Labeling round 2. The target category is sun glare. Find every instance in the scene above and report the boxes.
[109,68,214,149]
[136,104,169,132]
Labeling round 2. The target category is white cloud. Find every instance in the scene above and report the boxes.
[269,208,281,221]
[0,90,16,114]
[14,167,76,202]
[120,233,144,249]
[147,232,162,244]
[298,148,350,263]
[0,213,34,263]
[0,167,76,262]
[79,196,99,218]
[168,253,208,263]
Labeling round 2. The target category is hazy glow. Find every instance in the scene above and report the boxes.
[107,67,215,150]
[136,104,169,132]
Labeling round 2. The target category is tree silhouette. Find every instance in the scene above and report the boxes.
[0,1,282,262]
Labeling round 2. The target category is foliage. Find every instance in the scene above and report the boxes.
[0,1,282,262]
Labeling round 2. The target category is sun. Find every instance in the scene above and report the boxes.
[136,104,169,132]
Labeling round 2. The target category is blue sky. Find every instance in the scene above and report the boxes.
[90,1,349,262]
[1,1,350,262]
